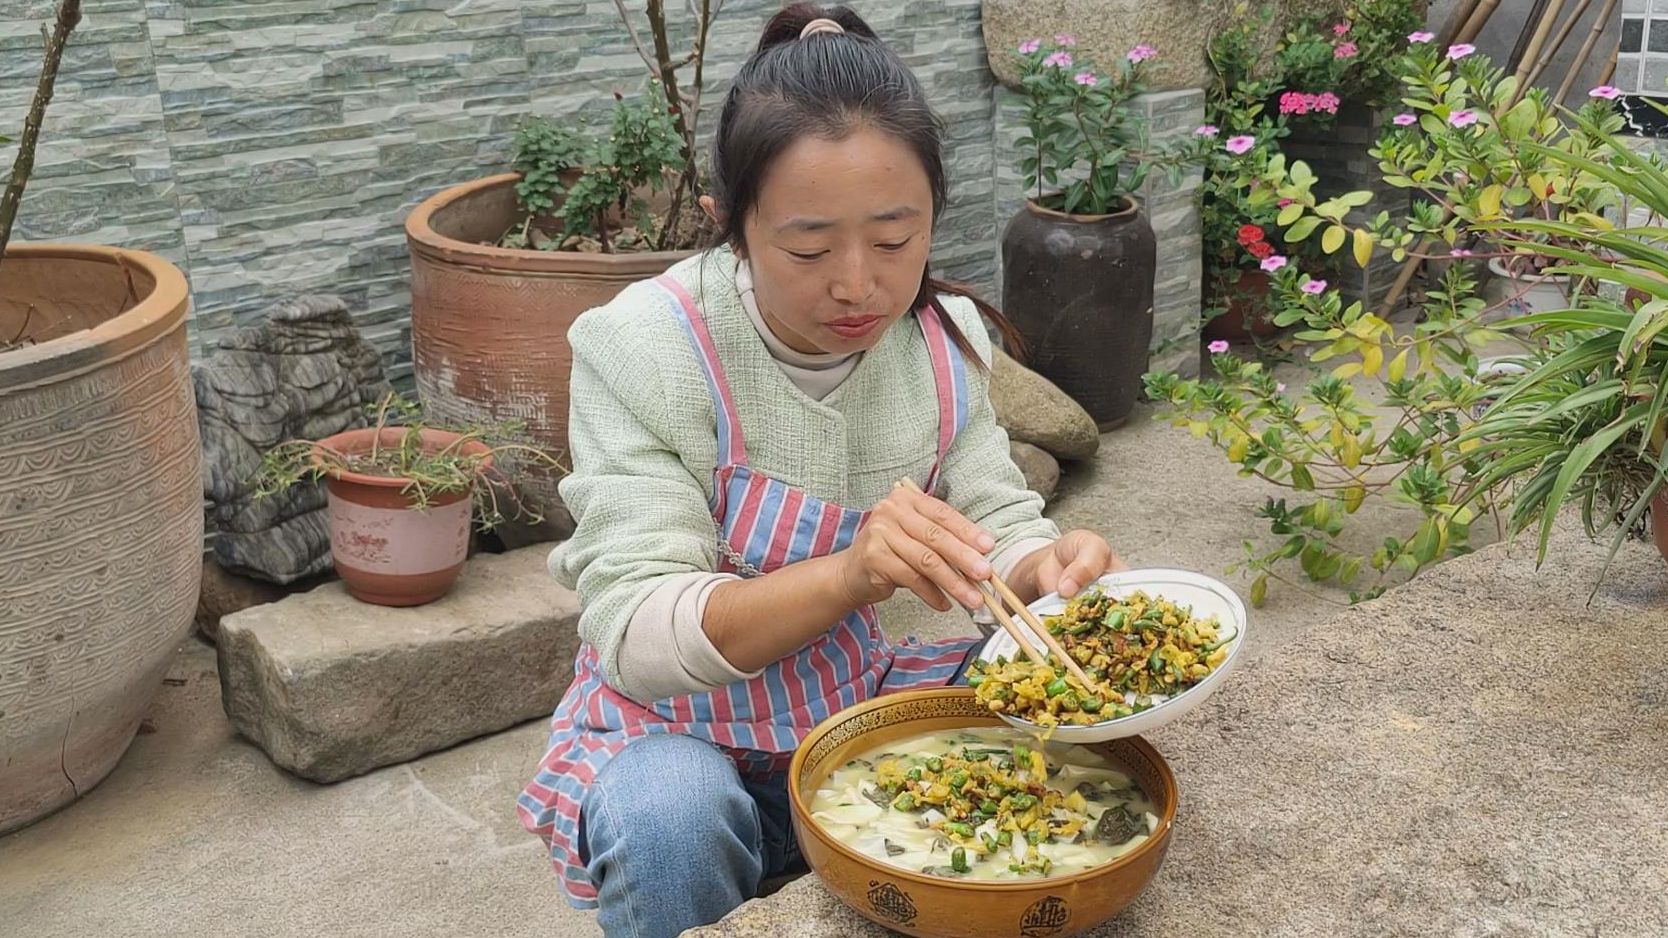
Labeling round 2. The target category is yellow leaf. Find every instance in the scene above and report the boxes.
[1527,173,1548,200]
[1458,436,1480,453]
[1277,202,1304,226]
[1343,484,1366,513]
[1227,434,1250,463]
[1352,228,1372,268]
[1322,224,1346,255]
[1332,361,1363,379]
[1362,342,1384,377]
[1478,184,1503,219]
[1387,348,1410,382]
[1250,573,1268,608]
[1188,420,1208,439]
[1341,434,1363,468]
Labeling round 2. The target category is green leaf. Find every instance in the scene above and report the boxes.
[1290,463,1315,491]
[1277,202,1305,226]
[1321,224,1346,255]
[1250,573,1268,608]
[1286,216,1322,242]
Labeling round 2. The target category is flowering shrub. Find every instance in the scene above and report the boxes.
[1275,0,1425,124]
[1148,40,1630,605]
[1012,36,1205,215]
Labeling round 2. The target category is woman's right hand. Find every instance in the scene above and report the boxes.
[835,484,995,612]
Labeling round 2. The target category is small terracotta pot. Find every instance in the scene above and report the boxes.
[1202,268,1278,342]
[312,427,493,606]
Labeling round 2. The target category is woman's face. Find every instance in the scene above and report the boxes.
[738,126,934,355]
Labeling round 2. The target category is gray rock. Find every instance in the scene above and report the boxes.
[691,518,1668,936]
[194,556,290,644]
[990,348,1101,461]
[216,543,579,783]
[194,295,394,584]
[1009,440,1060,503]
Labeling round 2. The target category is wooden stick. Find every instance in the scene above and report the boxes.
[1456,0,1502,44]
[1556,0,1621,104]
[895,477,1097,690]
[1437,0,1480,46]
[1523,0,1596,91]
[987,572,1099,691]
[1509,0,1564,105]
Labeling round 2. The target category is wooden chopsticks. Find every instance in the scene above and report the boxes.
[895,479,1099,692]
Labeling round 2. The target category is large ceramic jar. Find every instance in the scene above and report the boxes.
[1001,199,1158,430]
[0,244,202,833]
[405,174,694,542]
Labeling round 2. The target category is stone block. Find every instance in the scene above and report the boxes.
[217,544,578,783]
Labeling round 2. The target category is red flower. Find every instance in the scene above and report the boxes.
[1247,240,1275,259]
[1236,224,1266,246]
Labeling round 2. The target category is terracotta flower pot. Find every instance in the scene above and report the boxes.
[404,174,694,542]
[1202,269,1279,343]
[312,427,493,607]
[1653,491,1668,567]
[0,244,201,834]
[1001,198,1157,430]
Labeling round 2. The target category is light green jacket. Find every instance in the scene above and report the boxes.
[552,247,1059,690]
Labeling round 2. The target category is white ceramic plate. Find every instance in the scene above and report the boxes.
[973,568,1249,742]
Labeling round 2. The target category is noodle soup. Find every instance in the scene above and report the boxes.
[805,727,1159,881]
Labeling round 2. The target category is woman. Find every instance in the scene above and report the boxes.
[518,5,1126,936]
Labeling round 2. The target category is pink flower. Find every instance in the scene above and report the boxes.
[1314,91,1340,113]
[1408,30,1435,44]
[1447,43,1475,60]
[1589,85,1622,99]
[1207,340,1231,354]
[1451,248,1474,257]
[1260,255,1288,272]
[1194,124,1221,137]
[1278,197,1294,207]
[1448,109,1479,127]
[1393,112,1417,126]
[1074,71,1098,86]
[1225,135,1256,155]
[1043,51,1073,68]
[1018,38,1041,54]
[1127,43,1158,63]
[1054,33,1078,47]
[1334,41,1358,59]
[1302,279,1328,294]
[1276,382,1288,393]
[1333,21,1351,37]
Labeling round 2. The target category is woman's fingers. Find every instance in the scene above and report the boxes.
[891,484,995,554]
[892,498,993,585]
[878,523,984,609]
[869,537,956,611]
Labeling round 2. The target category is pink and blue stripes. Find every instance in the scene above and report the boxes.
[517,274,979,909]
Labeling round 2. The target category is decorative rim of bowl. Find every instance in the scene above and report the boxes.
[788,687,1179,892]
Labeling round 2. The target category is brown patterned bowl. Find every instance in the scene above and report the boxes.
[789,688,1177,938]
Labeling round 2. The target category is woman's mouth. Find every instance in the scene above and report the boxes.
[827,315,883,339]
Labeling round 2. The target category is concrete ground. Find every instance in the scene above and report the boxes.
[0,345,1504,938]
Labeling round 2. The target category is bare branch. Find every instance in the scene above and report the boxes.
[0,0,83,272]
[610,0,662,81]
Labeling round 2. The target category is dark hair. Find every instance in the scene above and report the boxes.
[706,2,1024,364]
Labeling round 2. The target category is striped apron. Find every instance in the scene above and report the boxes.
[518,274,979,909]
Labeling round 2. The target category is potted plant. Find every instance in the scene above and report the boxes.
[1,0,203,834]
[1468,131,1668,586]
[1000,36,1203,430]
[1199,7,1298,343]
[253,396,563,607]
[405,0,720,539]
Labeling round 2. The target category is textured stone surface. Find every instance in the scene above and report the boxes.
[693,518,1668,937]
[1008,440,1059,503]
[216,544,579,783]
[982,0,1228,90]
[194,294,393,584]
[993,86,1206,382]
[2,0,1003,380]
[989,347,1100,460]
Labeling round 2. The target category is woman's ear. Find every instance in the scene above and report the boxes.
[698,195,721,225]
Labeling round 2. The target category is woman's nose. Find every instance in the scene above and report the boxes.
[828,252,875,305]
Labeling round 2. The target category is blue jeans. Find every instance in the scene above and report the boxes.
[580,649,980,938]
[580,734,807,938]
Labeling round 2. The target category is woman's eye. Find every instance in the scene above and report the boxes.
[786,249,826,261]
[877,239,912,251]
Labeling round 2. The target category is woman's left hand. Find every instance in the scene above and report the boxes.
[1022,530,1128,601]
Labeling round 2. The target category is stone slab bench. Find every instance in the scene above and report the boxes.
[691,519,1668,936]
[217,544,577,783]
